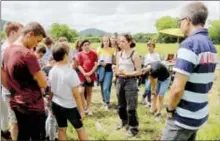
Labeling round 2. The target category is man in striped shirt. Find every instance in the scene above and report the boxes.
[161,2,218,141]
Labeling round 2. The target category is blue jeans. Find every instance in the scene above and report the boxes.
[144,79,151,102]
[101,71,113,104]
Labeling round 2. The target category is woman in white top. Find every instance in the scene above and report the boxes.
[142,40,161,107]
[115,34,141,137]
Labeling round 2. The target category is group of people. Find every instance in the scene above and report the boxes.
[1,1,219,141]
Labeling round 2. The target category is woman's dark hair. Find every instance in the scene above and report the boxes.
[101,35,111,48]
[121,33,136,48]
[36,45,47,54]
[52,42,70,62]
[79,39,91,51]
[75,40,82,51]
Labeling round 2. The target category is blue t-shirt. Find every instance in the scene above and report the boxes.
[173,28,218,130]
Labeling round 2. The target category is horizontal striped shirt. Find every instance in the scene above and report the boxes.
[173,28,218,130]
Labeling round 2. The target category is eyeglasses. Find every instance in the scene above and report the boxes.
[177,17,187,27]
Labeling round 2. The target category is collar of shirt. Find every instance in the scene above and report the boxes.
[190,28,208,37]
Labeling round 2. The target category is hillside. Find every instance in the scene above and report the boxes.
[79,28,109,36]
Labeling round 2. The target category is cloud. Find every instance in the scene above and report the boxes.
[2,1,220,34]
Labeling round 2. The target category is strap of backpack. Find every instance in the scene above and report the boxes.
[130,50,135,66]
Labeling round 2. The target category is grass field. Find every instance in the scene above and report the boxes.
[67,43,220,140]
[66,70,220,140]
[70,43,220,57]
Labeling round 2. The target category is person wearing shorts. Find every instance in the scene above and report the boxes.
[76,40,98,115]
[142,62,171,120]
[49,42,87,140]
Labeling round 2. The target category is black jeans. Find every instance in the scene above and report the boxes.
[116,77,139,131]
[13,108,46,140]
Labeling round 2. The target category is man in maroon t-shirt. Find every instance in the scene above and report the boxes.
[1,22,47,140]
[76,40,98,115]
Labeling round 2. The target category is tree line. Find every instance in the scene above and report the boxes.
[1,16,220,44]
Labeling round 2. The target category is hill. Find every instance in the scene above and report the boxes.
[79,28,109,36]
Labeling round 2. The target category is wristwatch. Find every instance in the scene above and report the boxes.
[166,106,175,114]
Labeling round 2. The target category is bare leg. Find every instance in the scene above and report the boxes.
[79,86,86,110]
[10,123,18,140]
[156,95,164,114]
[86,87,93,110]
[76,127,88,141]
[150,94,157,113]
[58,128,67,140]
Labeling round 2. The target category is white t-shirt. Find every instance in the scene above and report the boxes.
[1,41,11,99]
[144,52,161,66]
[49,64,80,108]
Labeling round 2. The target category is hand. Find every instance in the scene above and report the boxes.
[84,73,90,77]
[101,62,106,67]
[118,70,125,76]
[141,68,146,74]
[72,61,78,69]
[86,77,92,83]
[80,111,85,120]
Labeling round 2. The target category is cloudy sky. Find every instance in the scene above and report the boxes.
[2,1,220,34]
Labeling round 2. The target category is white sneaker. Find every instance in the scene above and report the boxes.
[87,109,93,115]
[84,109,88,115]
[155,113,161,121]
[105,105,109,111]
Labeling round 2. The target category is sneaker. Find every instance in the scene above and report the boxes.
[116,121,128,130]
[144,102,151,108]
[141,98,146,105]
[85,109,88,115]
[155,113,162,121]
[125,129,138,137]
[87,109,93,116]
[45,136,49,140]
[147,102,151,108]
[104,105,110,111]
[1,130,11,140]
[149,109,156,115]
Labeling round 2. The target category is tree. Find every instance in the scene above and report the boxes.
[48,23,78,42]
[155,16,179,43]
[133,33,157,43]
[209,20,220,44]
[0,31,6,40]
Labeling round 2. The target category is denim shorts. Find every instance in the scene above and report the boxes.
[156,76,171,96]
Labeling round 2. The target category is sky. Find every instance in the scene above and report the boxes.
[2,1,220,34]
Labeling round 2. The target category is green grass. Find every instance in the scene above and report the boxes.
[70,43,220,57]
[66,70,220,140]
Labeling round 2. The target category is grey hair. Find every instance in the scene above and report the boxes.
[180,2,208,26]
